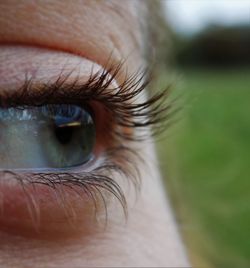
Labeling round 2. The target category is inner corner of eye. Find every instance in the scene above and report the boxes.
[0,104,97,170]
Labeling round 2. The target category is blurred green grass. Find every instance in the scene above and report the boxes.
[157,69,250,268]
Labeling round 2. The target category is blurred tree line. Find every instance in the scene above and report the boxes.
[172,24,250,68]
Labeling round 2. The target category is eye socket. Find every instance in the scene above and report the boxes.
[0,104,96,170]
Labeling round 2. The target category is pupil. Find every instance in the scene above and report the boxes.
[54,126,74,145]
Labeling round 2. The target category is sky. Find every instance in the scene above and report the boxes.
[164,0,250,35]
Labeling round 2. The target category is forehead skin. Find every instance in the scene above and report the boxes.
[0,0,143,74]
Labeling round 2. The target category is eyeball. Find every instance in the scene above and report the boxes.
[0,104,96,170]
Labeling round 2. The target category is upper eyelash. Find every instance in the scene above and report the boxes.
[0,64,175,224]
[0,64,174,139]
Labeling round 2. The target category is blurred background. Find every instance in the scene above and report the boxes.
[157,1,250,267]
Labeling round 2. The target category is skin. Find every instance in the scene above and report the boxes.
[0,0,189,267]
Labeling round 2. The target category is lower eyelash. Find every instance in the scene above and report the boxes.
[0,145,142,224]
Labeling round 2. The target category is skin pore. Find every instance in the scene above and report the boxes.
[0,0,189,267]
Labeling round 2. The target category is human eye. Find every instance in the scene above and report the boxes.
[0,104,95,169]
[0,59,171,237]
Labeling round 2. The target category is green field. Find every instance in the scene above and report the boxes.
[157,69,250,268]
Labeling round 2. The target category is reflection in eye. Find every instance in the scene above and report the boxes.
[0,105,95,169]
